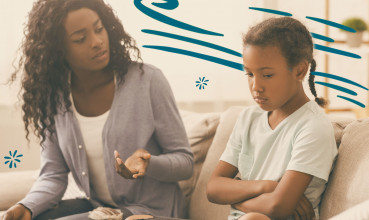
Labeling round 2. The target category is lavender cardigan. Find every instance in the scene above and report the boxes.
[20,63,194,218]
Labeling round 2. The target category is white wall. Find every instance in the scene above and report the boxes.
[107,0,263,105]
[276,0,369,109]
[0,1,34,105]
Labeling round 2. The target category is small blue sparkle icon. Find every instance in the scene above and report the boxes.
[195,77,209,90]
[4,150,23,168]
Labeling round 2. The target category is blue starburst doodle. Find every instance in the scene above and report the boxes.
[4,150,23,168]
[196,77,209,90]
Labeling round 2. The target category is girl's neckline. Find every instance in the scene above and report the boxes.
[264,100,313,131]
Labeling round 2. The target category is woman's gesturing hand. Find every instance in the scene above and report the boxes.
[114,149,151,179]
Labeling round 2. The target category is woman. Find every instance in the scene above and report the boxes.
[2,0,193,219]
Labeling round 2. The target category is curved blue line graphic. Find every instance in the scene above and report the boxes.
[315,81,358,96]
[314,44,361,59]
[310,32,334,42]
[337,95,365,108]
[142,29,242,57]
[134,0,223,36]
[152,0,179,10]
[306,16,356,32]
[249,7,292,16]
[312,72,368,91]
[143,45,244,71]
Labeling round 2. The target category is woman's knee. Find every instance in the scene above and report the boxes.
[239,212,271,220]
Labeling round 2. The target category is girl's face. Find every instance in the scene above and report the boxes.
[243,45,306,112]
[64,8,110,74]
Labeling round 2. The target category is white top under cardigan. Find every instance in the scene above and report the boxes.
[72,103,117,207]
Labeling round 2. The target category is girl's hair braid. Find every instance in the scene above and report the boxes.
[308,59,327,107]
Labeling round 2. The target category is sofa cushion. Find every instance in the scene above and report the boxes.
[178,110,221,208]
[0,169,86,211]
[320,118,369,219]
[329,199,369,220]
[328,115,354,147]
[0,170,38,210]
[189,106,244,220]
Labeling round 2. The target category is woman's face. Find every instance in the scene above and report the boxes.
[63,8,110,73]
[243,45,304,112]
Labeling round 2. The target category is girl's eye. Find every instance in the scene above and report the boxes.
[73,37,86,44]
[246,72,254,77]
[264,74,273,78]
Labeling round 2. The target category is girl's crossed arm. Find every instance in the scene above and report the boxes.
[207,161,279,205]
[232,170,313,219]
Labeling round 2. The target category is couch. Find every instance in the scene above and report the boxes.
[1,106,369,220]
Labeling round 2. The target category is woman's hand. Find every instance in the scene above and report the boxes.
[1,204,31,220]
[114,149,151,179]
[114,150,135,179]
[292,195,315,220]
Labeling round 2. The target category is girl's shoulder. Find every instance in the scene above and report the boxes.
[293,101,334,135]
[300,101,332,124]
[239,105,264,118]
[235,105,265,126]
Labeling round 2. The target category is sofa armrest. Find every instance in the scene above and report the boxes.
[178,110,221,209]
[0,170,38,211]
[189,106,244,220]
[329,200,369,220]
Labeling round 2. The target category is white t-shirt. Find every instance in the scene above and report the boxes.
[220,101,338,220]
[71,99,118,207]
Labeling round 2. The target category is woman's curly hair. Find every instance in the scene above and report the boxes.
[10,0,143,145]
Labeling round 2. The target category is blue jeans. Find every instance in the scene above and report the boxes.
[34,199,133,220]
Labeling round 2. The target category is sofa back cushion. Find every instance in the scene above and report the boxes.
[0,170,38,210]
[178,110,221,210]
[320,118,369,219]
[329,115,355,147]
[189,106,244,220]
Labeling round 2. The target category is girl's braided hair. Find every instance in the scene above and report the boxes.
[243,17,327,107]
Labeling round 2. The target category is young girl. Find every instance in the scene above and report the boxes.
[2,0,193,219]
[207,17,337,220]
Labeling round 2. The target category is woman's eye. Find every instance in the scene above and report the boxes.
[264,74,273,78]
[73,37,86,44]
[96,27,104,33]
